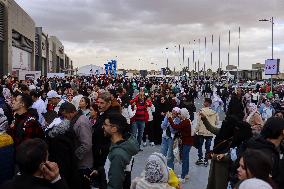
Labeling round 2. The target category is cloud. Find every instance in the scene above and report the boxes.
[15,0,284,71]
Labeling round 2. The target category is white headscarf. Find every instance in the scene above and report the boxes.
[239,178,272,189]
[180,108,190,120]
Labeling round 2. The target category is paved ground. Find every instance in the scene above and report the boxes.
[132,97,226,189]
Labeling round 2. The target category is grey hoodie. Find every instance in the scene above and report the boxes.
[106,136,139,189]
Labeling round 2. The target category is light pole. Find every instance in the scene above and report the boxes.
[259,17,274,93]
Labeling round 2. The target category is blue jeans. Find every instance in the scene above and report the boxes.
[132,121,145,146]
[161,137,174,169]
[181,144,191,179]
[197,136,213,161]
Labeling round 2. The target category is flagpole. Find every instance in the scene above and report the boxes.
[211,34,213,68]
[204,37,206,78]
[198,39,200,86]
[192,40,195,84]
[237,27,240,82]
[228,30,230,66]
[218,35,221,82]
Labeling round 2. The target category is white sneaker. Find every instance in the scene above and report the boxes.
[142,142,147,147]
[179,178,186,183]
[150,142,155,146]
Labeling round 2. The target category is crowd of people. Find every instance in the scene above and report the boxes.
[0,74,283,189]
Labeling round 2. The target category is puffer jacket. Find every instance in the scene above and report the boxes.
[0,133,14,185]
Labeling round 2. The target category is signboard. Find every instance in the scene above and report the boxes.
[47,73,65,78]
[12,47,31,71]
[19,71,41,81]
[265,59,280,75]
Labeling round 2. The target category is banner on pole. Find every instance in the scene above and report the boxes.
[265,59,280,75]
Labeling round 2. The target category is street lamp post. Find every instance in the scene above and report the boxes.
[259,17,274,93]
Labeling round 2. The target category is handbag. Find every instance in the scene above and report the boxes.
[206,136,233,160]
[192,134,200,149]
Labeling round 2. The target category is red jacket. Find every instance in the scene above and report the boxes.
[130,96,151,122]
[168,117,193,145]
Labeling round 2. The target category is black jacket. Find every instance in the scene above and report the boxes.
[92,107,119,169]
[45,120,80,189]
[246,136,281,188]
[1,174,68,189]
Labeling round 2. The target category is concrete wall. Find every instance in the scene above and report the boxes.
[0,0,35,75]
[49,36,64,72]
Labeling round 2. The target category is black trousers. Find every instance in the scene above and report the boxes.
[142,121,154,143]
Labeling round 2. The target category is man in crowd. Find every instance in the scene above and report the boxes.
[0,138,68,189]
[30,90,47,128]
[47,90,65,113]
[8,93,44,147]
[103,113,139,189]
[195,98,219,166]
[59,102,93,189]
[92,92,119,188]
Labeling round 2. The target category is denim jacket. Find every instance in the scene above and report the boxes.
[161,116,180,139]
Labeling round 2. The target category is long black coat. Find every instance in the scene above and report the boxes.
[45,124,80,189]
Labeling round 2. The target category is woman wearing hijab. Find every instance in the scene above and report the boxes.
[131,152,180,189]
[200,102,252,189]
[245,103,263,136]
[167,108,193,183]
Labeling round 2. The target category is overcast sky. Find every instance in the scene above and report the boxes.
[15,0,284,71]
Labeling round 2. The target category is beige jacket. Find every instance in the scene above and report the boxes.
[195,107,218,136]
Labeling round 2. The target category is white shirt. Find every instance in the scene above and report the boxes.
[32,98,47,127]
[252,93,259,101]
[54,99,65,113]
[121,105,136,124]
[147,104,155,122]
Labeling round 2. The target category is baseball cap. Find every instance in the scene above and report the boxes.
[47,90,61,99]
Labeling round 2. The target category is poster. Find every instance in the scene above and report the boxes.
[18,71,41,81]
[265,59,280,75]
[47,73,65,78]
[12,46,31,71]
